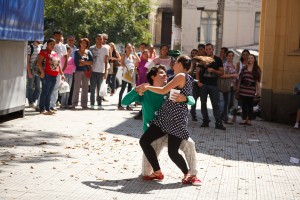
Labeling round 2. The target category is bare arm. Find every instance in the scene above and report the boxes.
[37,54,45,78]
[145,73,186,94]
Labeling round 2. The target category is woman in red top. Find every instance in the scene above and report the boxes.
[236,54,261,125]
[37,38,65,115]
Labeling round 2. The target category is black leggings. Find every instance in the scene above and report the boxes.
[241,96,254,120]
[118,80,132,107]
[139,124,189,174]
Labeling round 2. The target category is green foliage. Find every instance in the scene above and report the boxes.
[44,0,152,45]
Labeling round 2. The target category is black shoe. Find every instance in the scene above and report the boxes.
[192,117,198,121]
[215,123,226,130]
[200,122,209,127]
[134,114,143,120]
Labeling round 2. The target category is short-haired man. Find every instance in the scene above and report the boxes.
[89,34,109,110]
[197,44,206,56]
[219,47,228,63]
[196,43,226,130]
[66,35,77,58]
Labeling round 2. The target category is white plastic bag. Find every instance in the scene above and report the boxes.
[58,81,70,93]
[99,83,108,97]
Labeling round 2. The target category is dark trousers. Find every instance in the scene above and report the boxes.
[106,74,116,93]
[90,72,104,106]
[118,80,132,107]
[68,73,75,106]
[199,84,222,124]
[39,74,57,112]
[241,96,254,120]
[190,82,201,118]
[139,124,189,174]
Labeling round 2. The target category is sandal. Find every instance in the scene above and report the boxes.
[143,172,164,180]
[182,174,191,184]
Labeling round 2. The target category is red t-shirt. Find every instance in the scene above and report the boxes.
[39,50,60,76]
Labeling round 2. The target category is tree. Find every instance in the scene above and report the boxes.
[44,0,152,45]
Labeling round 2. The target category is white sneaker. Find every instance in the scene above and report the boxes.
[98,106,104,110]
[90,105,95,110]
[294,123,299,129]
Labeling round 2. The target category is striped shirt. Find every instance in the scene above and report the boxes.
[239,67,260,97]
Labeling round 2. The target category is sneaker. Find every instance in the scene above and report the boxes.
[200,122,209,127]
[215,123,226,130]
[50,107,58,112]
[98,106,104,110]
[90,105,95,110]
[56,101,61,106]
[294,122,299,129]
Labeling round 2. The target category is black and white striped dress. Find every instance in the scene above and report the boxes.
[151,74,194,140]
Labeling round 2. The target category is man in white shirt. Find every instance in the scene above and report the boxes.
[89,34,109,110]
[50,30,67,111]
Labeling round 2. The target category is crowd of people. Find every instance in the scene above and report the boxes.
[26,29,263,186]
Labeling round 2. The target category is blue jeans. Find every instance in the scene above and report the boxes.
[222,86,235,121]
[199,84,222,124]
[26,73,41,104]
[39,74,57,112]
[90,72,104,106]
[60,74,73,107]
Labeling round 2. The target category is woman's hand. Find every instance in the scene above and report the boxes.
[40,71,45,79]
[197,81,203,88]
[171,93,187,103]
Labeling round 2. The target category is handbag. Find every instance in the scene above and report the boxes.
[84,66,92,78]
[99,83,108,97]
[217,77,232,93]
[124,65,133,83]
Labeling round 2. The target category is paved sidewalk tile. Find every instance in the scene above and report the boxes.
[0,92,300,200]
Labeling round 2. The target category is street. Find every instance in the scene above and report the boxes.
[0,92,300,200]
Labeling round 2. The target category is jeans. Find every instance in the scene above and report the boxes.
[26,73,41,104]
[118,80,132,107]
[90,72,104,106]
[199,84,222,124]
[190,82,201,118]
[60,74,73,107]
[106,74,116,94]
[222,86,235,121]
[39,74,57,112]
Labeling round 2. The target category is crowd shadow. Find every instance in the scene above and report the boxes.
[104,107,300,167]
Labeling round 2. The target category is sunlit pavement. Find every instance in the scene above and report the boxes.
[0,89,300,200]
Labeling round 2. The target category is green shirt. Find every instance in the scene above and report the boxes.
[122,89,195,132]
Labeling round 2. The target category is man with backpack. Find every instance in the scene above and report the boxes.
[26,40,42,108]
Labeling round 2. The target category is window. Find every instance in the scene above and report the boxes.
[199,11,217,46]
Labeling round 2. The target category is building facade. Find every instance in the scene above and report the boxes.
[259,0,300,124]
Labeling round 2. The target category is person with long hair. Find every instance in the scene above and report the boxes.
[37,38,65,115]
[220,51,239,124]
[107,42,121,96]
[149,44,175,72]
[139,55,213,185]
[118,43,139,110]
[72,38,93,110]
[236,54,261,125]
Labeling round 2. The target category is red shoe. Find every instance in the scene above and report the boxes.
[143,172,164,180]
[190,176,202,186]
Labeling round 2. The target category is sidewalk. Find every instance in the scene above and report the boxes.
[0,91,300,200]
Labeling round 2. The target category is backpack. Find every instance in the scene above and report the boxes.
[32,49,46,76]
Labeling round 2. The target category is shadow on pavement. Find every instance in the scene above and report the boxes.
[82,178,187,194]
